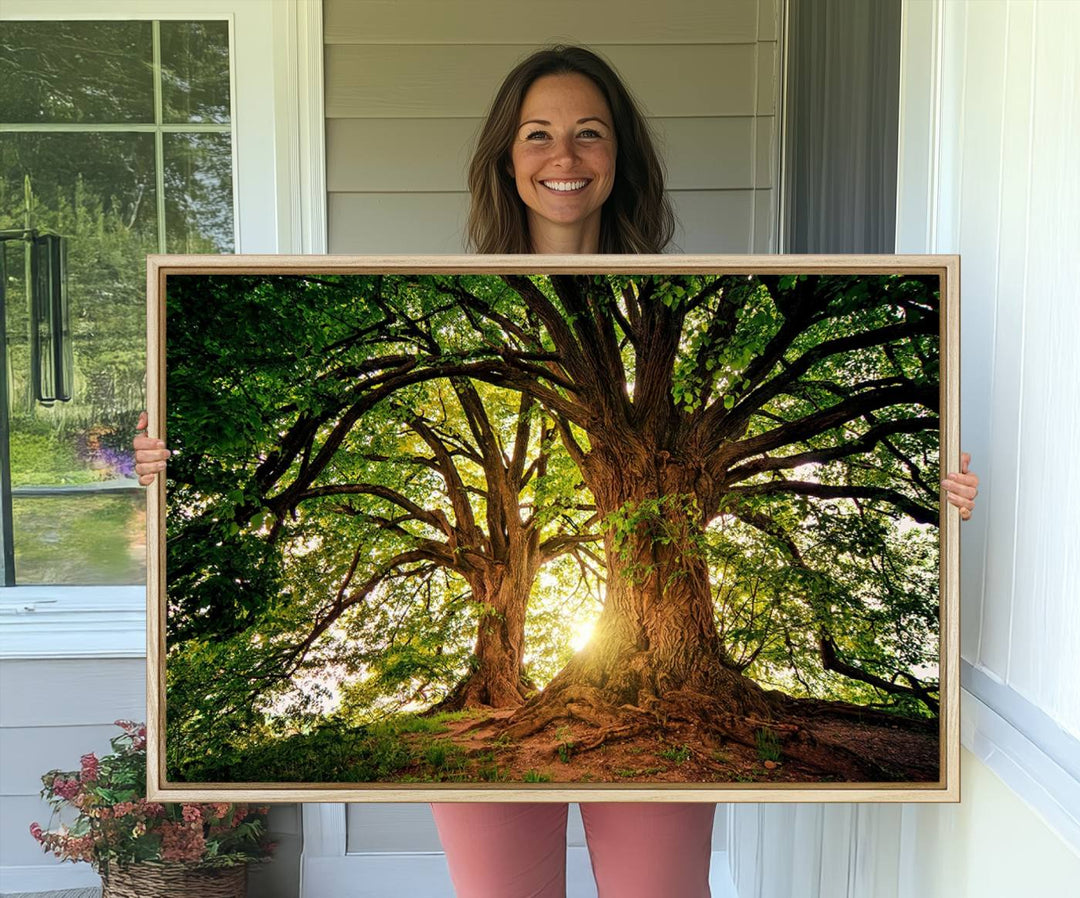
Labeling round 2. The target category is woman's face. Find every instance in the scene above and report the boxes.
[509,73,617,250]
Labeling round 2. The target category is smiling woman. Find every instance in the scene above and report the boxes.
[509,73,617,253]
[465,45,674,255]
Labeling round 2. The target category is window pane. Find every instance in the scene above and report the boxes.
[164,133,235,252]
[1,132,157,433]
[2,132,155,584]
[12,493,145,585]
[1,20,235,586]
[160,20,232,124]
[0,22,154,124]
[0,132,159,238]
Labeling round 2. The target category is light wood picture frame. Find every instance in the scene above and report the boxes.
[146,254,960,803]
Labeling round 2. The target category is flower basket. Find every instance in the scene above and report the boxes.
[101,861,247,898]
[30,721,273,890]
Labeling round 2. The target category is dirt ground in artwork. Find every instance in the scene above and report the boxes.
[380,707,939,786]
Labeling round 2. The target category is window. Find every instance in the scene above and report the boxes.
[0,19,234,585]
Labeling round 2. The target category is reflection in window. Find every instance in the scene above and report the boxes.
[0,20,234,584]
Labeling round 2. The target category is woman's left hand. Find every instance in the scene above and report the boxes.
[942,451,979,521]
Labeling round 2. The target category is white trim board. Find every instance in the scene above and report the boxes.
[0,587,145,659]
[299,848,739,898]
[961,686,1080,854]
[962,660,1080,784]
[272,0,328,254]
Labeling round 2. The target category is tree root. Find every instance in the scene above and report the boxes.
[502,684,609,740]
[781,695,938,731]
[479,650,939,782]
[573,722,651,755]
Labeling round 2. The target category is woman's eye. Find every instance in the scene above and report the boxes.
[578,129,602,138]
[525,130,550,140]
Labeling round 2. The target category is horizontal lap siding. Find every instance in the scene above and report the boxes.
[327,117,770,192]
[325,45,759,118]
[324,0,762,45]
[0,658,145,868]
[324,1,780,254]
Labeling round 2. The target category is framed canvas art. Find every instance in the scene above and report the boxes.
[146,254,960,803]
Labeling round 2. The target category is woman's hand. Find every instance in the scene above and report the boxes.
[942,451,979,521]
[133,411,171,486]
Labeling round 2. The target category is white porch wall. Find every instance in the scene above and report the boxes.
[728,1,1080,895]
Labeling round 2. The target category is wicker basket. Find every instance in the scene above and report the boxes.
[100,862,247,898]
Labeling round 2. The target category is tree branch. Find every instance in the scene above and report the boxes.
[723,416,939,485]
[726,480,937,524]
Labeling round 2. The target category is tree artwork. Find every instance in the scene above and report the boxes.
[156,261,956,795]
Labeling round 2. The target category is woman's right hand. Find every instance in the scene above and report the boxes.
[133,411,171,486]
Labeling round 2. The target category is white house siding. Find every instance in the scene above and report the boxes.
[0,658,144,894]
[927,0,1080,744]
[0,652,301,898]
[728,1,1080,895]
[324,0,781,254]
[727,746,1080,898]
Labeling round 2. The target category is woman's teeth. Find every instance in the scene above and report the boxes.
[542,180,588,191]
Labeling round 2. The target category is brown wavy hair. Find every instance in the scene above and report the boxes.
[466,46,675,254]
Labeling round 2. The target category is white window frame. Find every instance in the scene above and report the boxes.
[0,0,326,659]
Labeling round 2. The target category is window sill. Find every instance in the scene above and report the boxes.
[0,585,145,659]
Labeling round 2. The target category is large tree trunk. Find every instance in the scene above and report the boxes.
[504,444,776,740]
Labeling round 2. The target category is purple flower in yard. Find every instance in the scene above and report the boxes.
[74,427,138,479]
[95,446,136,479]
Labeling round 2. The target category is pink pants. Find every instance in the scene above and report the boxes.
[431,802,715,898]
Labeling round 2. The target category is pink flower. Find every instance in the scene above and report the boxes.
[206,802,231,820]
[112,801,136,818]
[136,799,165,817]
[52,777,80,801]
[80,753,100,782]
[181,805,202,824]
[30,822,43,842]
[160,821,206,862]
